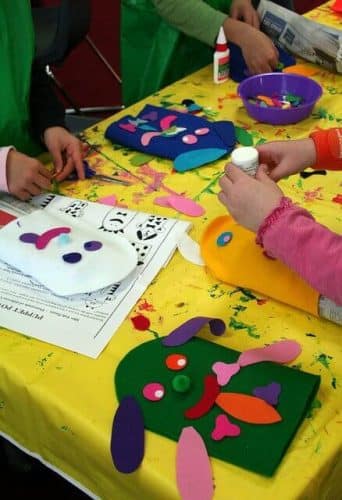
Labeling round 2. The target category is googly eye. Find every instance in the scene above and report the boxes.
[165,353,188,371]
[142,383,165,401]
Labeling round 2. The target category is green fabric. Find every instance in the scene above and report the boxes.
[121,0,232,106]
[115,337,320,476]
[0,0,40,156]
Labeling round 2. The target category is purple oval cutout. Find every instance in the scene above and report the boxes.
[62,252,82,264]
[84,240,103,251]
[20,233,38,244]
[111,396,145,473]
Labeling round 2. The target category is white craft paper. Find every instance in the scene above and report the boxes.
[0,194,191,357]
[177,232,204,266]
[0,211,138,296]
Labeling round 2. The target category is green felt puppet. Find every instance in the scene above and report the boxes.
[112,324,320,478]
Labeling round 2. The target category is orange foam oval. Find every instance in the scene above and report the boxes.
[215,392,282,424]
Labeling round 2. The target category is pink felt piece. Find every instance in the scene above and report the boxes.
[212,361,240,386]
[36,227,71,250]
[153,196,171,208]
[141,131,160,146]
[195,127,210,136]
[98,195,118,206]
[176,427,214,500]
[211,414,241,441]
[119,123,136,133]
[167,195,205,217]
[160,115,177,130]
[238,340,302,367]
[142,382,165,401]
[182,134,198,145]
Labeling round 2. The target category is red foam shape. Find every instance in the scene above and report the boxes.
[185,374,220,419]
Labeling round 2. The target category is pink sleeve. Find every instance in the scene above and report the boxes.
[256,197,342,305]
[0,146,13,193]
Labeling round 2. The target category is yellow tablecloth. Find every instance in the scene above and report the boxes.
[0,2,341,499]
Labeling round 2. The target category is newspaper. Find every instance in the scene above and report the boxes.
[258,0,342,73]
[0,193,191,358]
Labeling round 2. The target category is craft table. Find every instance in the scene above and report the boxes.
[0,2,341,499]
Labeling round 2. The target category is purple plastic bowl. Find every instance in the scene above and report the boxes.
[238,73,322,125]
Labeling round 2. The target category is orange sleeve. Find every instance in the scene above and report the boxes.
[310,128,342,170]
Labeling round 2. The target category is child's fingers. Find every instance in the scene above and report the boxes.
[224,163,246,182]
[38,164,53,180]
[54,157,74,182]
[219,173,233,192]
[27,183,42,196]
[218,191,229,207]
[17,189,32,201]
[35,173,52,190]
[255,164,273,183]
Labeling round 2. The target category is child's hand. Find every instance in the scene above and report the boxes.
[230,0,259,28]
[6,150,52,201]
[256,138,317,181]
[218,164,283,232]
[240,25,279,74]
[43,127,85,181]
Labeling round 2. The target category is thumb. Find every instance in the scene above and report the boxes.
[49,145,64,173]
[255,163,273,183]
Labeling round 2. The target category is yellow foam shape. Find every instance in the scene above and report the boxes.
[200,216,319,316]
[283,64,319,77]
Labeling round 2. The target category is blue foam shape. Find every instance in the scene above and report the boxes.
[174,148,228,172]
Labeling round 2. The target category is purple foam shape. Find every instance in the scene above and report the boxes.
[110,396,145,473]
[162,316,226,347]
[141,110,158,121]
[19,232,38,244]
[62,252,82,264]
[253,382,281,406]
[84,240,102,251]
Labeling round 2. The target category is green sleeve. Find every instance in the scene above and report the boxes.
[152,0,232,47]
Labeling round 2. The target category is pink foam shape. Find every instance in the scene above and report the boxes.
[194,127,210,136]
[176,427,214,500]
[160,115,177,130]
[182,134,198,145]
[119,123,136,133]
[36,227,71,250]
[212,362,240,386]
[211,415,241,441]
[167,195,205,217]
[238,340,302,367]
[98,195,118,206]
[141,131,160,146]
[153,196,171,208]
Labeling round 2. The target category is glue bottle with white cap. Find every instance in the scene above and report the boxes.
[213,26,229,84]
[231,146,259,176]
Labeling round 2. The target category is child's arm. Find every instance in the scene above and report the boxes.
[152,0,229,46]
[218,165,342,305]
[152,0,278,73]
[0,148,51,200]
[29,62,66,142]
[0,147,13,192]
[310,128,342,171]
[256,198,342,306]
[257,128,342,181]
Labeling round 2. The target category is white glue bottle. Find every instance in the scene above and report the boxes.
[231,146,259,176]
[213,26,229,84]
